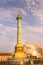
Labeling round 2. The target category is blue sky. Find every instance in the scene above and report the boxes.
[0,0,43,52]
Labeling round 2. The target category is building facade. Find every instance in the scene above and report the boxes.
[24,43,43,59]
[0,53,12,62]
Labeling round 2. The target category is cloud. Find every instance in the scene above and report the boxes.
[22,24,43,46]
[0,24,3,26]
[27,26,43,33]
[22,23,43,33]
[24,0,43,25]
[0,24,17,35]
[0,7,27,24]
[6,26,17,32]
[0,24,17,52]
[0,36,15,52]
[31,8,43,24]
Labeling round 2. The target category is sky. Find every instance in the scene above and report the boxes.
[0,0,43,52]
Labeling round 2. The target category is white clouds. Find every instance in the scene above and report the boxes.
[22,24,43,45]
[11,7,27,15]
[23,25,43,33]
[25,0,43,25]
[0,24,3,26]
[0,23,17,44]
[5,26,17,32]
[27,26,43,33]
[0,24,17,35]
[31,9,43,24]
[0,24,17,52]
[0,7,27,23]
[0,8,14,20]
[19,8,27,15]
[0,36,15,52]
